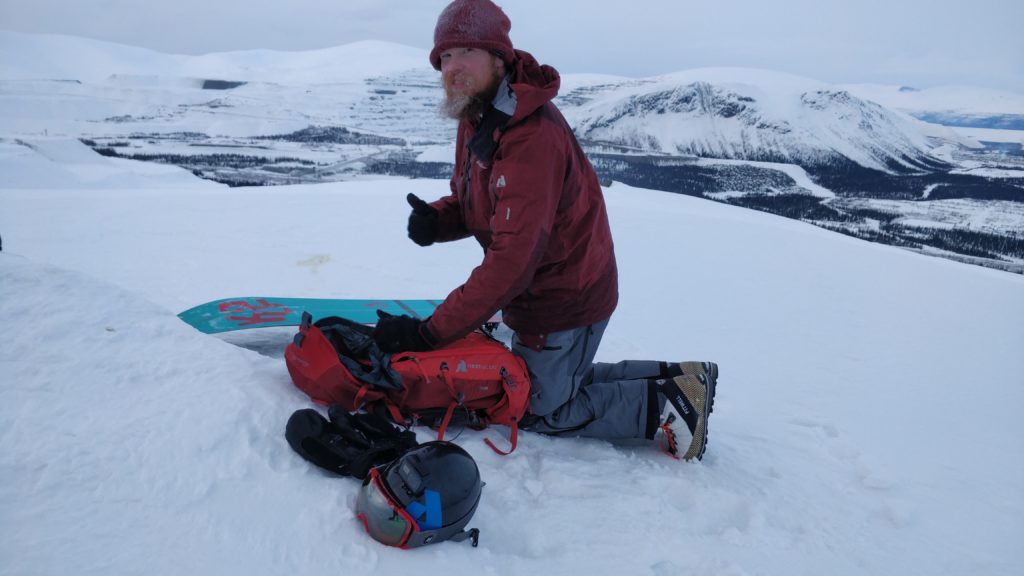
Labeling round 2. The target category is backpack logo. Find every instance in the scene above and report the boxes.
[456,360,468,373]
[495,175,506,188]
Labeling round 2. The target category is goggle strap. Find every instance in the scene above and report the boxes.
[448,527,480,547]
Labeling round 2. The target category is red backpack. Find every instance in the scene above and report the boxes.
[284,313,531,454]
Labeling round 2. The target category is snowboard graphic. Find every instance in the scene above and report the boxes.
[178,297,446,334]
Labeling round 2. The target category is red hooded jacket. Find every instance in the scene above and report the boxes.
[423,50,618,345]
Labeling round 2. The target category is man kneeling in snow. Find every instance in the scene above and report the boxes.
[372,0,717,460]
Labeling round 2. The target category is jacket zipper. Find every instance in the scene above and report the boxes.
[461,144,474,213]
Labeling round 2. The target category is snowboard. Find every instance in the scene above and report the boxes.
[178,297,446,334]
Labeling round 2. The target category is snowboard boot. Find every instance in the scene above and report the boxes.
[653,368,717,461]
[660,361,718,382]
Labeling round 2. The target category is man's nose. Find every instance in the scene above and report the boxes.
[443,58,464,74]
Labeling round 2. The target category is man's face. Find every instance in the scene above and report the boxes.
[439,47,505,120]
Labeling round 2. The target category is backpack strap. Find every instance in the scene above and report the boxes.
[483,418,518,455]
[430,361,465,443]
[383,401,406,428]
[480,365,526,454]
[435,401,459,442]
[438,361,463,399]
[353,384,371,408]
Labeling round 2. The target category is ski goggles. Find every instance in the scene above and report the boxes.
[356,467,419,548]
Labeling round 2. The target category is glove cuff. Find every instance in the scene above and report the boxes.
[418,321,440,349]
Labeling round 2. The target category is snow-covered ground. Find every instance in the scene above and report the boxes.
[2,147,1023,575]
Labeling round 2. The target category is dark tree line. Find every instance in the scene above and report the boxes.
[726,194,855,222]
[881,224,1024,260]
[93,149,315,168]
[805,157,1020,201]
[255,125,405,146]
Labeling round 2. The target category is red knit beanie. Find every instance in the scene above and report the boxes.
[429,0,515,71]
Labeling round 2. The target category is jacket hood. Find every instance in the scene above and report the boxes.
[507,49,560,124]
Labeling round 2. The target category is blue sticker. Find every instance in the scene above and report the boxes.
[405,489,442,530]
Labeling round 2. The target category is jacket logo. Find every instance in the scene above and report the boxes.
[456,360,468,373]
[496,175,506,188]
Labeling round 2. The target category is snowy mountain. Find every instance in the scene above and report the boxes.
[560,69,945,173]
[1,30,1022,272]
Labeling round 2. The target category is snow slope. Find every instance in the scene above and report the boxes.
[2,172,1023,575]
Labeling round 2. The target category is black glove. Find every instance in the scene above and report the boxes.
[406,193,439,247]
[372,310,434,353]
[285,407,418,479]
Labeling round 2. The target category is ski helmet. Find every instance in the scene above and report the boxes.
[356,441,483,548]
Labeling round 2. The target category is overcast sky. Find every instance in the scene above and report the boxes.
[2,0,1021,91]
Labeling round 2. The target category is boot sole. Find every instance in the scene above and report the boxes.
[677,367,717,461]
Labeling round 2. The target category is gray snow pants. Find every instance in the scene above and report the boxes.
[513,319,662,439]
